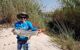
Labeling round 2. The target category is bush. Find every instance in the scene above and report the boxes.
[47,7,80,40]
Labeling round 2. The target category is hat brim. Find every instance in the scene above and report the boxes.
[17,13,29,19]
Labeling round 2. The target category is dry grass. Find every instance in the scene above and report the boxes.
[47,32,80,50]
[0,24,11,29]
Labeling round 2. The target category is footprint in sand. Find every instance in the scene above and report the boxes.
[4,44,6,46]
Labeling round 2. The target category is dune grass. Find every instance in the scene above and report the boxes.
[47,31,80,50]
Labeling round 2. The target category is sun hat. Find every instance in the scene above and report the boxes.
[17,12,29,19]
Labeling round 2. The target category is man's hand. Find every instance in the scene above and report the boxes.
[37,29,42,33]
[36,29,43,36]
[12,29,17,35]
[37,28,46,36]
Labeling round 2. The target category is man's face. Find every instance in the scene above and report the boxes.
[21,18,27,22]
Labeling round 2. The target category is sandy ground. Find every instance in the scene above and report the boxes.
[0,28,17,50]
[0,28,62,50]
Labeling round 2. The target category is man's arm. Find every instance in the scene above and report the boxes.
[27,21,37,31]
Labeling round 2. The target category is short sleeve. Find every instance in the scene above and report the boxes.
[27,21,37,31]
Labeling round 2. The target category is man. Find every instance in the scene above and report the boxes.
[12,12,39,50]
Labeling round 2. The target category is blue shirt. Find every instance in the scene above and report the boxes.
[15,20,37,31]
[14,20,37,40]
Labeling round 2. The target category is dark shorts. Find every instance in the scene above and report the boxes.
[17,35,28,44]
[18,40,28,44]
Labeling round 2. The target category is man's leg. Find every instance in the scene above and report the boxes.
[25,43,28,50]
[17,41,23,50]
[22,43,28,50]
[23,39,28,50]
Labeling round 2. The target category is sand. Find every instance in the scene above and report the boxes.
[0,28,62,50]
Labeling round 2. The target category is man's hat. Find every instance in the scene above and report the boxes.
[17,12,29,19]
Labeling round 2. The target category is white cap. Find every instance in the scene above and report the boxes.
[21,12,27,14]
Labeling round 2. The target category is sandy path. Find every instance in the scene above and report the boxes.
[0,28,62,50]
[0,28,17,50]
[29,33,62,50]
